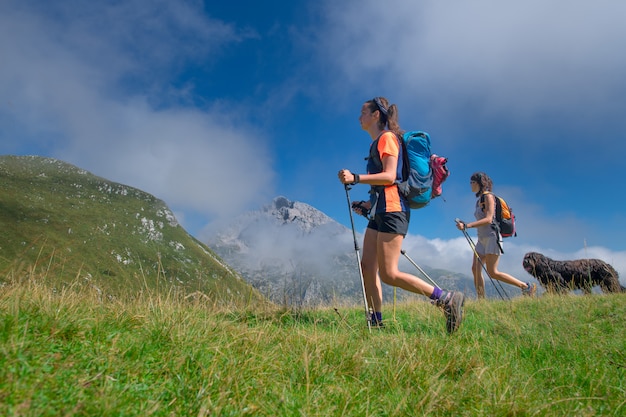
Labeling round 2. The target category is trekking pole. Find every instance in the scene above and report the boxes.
[400,249,441,289]
[455,218,509,301]
[344,184,372,332]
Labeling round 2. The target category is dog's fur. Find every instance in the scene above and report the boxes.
[523,252,625,294]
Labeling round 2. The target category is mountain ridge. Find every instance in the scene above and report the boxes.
[0,155,263,305]
[207,195,475,306]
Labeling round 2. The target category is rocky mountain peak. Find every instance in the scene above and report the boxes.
[208,195,471,306]
[262,196,334,233]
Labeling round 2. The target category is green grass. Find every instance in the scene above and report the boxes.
[0,155,263,304]
[1,276,624,417]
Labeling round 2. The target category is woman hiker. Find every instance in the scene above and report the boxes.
[455,172,537,298]
[338,96,465,333]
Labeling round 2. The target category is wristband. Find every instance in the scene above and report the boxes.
[352,173,360,184]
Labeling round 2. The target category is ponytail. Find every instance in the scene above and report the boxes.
[386,103,404,139]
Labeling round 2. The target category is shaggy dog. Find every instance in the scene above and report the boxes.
[523,252,625,294]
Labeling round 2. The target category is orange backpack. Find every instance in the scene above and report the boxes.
[480,193,516,238]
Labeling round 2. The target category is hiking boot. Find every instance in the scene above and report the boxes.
[522,282,537,297]
[371,320,385,329]
[367,313,385,329]
[437,291,465,334]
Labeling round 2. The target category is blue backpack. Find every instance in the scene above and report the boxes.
[367,131,446,209]
[397,131,433,209]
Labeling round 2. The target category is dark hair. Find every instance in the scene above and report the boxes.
[366,97,404,139]
[470,172,493,197]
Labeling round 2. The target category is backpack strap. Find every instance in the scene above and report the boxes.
[479,192,500,221]
[478,193,488,214]
[367,132,406,174]
[366,131,406,187]
[397,132,410,183]
[365,133,387,218]
[366,134,385,199]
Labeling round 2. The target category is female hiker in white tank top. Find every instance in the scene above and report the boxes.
[456,172,536,298]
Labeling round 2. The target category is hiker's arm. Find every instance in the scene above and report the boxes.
[338,155,397,186]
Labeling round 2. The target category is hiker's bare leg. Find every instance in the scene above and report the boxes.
[361,228,383,312]
[484,254,525,289]
[377,231,434,296]
[472,255,486,298]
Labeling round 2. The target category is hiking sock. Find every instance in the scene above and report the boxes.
[374,311,383,323]
[430,287,443,301]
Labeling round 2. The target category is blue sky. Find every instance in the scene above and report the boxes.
[2,0,626,282]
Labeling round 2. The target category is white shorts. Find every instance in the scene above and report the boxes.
[476,234,501,255]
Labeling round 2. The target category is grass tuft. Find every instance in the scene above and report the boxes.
[1,275,625,416]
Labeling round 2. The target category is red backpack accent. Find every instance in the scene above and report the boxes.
[430,154,449,198]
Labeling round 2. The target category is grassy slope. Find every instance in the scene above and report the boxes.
[1,278,624,417]
[0,155,263,305]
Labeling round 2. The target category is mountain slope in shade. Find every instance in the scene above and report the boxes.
[0,155,263,305]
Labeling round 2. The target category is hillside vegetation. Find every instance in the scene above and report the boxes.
[0,155,263,305]
[1,277,624,416]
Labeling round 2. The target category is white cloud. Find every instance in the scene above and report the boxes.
[317,0,626,141]
[0,1,274,227]
[59,102,275,217]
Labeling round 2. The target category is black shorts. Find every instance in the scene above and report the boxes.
[367,211,410,236]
